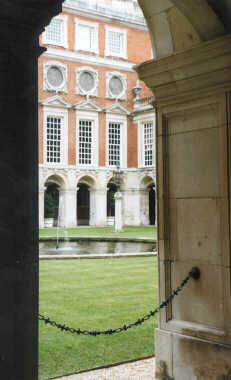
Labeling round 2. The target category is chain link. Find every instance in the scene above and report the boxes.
[39,267,200,336]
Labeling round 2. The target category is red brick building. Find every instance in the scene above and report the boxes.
[38,0,156,227]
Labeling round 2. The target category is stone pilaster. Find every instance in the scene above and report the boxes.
[39,187,46,228]
[136,35,231,379]
[94,189,107,226]
[115,191,123,232]
[0,2,64,379]
[139,188,150,225]
[59,189,77,227]
[123,188,141,225]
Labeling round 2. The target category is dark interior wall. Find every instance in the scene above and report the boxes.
[206,0,231,32]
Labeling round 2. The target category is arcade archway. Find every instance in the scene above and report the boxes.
[77,183,90,225]
[76,175,96,226]
[44,174,66,227]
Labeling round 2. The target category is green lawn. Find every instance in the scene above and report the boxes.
[39,257,158,379]
[39,225,157,239]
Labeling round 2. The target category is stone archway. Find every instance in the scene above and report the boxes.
[107,180,118,226]
[77,183,90,225]
[0,2,65,378]
[44,183,59,226]
[140,175,155,226]
[44,174,66,227]
[148,184,155,226]
[138,0,230,59]
[0,1,230,379]
[77,175,96,226]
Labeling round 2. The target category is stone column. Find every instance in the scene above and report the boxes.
[140,189,149,225]
[39,186,46,228]
[89,189,96,226]
[59,189,77,227]
[0,3,63,379]
[114,191,123,232]
[94,189,107,226]
[136,35,231,379]
[154,186,157,227]
[76,187,79,225]
[123,189,140,225]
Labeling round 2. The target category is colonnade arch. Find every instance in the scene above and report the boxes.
[140,175,156,226]
[44,174,66,227]
[107,182,117,218]
[77,175,96,226]
[106,176,119,226]
[40,170,159,228]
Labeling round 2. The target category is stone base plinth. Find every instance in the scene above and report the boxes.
[155,328,231,380]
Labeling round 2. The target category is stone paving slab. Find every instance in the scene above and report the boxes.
[51,357,155,380]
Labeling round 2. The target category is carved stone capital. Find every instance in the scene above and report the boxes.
[135,35,231,106]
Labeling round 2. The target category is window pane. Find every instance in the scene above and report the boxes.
[144,122,153,167]
[109,31,122,54]
[46,117,62,163]
[109,122,121,166]
[46,19,62,43]
[79,120,92,165]
[78,25,93,50]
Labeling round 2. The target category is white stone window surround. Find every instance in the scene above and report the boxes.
[76,66,98,97]
[76,110,99,167]
[42,15,68,48]
[75,18,99,54]
[106,113,127,169]
[105,25,127,59]
[43,61,68,93]
[43,106,68,166]
[106,71,127,100]
[136,112,156,169]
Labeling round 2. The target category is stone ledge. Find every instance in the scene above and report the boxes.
[40,252,157,260]
[39,236,157,243]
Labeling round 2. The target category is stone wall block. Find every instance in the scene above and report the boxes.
[168,127,220,198]
[174,198,221,265]
[155,328,173,378]
[173,333,231,380]
[171,261,225,332]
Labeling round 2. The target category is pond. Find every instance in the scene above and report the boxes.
[39,240,156,256]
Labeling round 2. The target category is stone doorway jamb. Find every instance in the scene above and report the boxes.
[136,35,231,379]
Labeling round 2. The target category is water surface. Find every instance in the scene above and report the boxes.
[39,240,156,256]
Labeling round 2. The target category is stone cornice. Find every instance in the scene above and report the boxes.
[63,0,147,30]
[135,35,231,104]
[43,47,135,72]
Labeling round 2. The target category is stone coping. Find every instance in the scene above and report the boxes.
[39,236,156,243]
[40,252,157,260]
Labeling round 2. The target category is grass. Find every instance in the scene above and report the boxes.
[39,225,157,239]
[39,257,158,379]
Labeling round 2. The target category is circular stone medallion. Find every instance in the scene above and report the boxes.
[79,71,95,93]
[47,66,64,88]
[109,76,123,97]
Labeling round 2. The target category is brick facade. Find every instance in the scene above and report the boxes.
[38,0,156,228]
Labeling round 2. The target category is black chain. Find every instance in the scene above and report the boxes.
[39,267,200,336]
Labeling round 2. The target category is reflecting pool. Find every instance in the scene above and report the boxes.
[39,240,156,256]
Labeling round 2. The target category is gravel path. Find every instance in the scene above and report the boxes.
[51,357,155,380]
